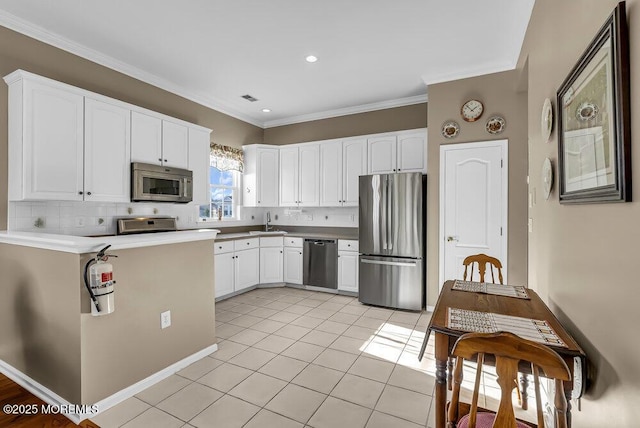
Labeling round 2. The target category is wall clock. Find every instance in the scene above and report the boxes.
[542,157,553,200]
[461,99,484,122]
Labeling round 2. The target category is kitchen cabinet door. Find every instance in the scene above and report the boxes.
[397,132,427,173]
[260,247,284,283]
[368,136,397,174]
[20,80,84,201]
[298,144,320,206]
[319,140,343,206]
[283,247,303,285]
[131,111,163,166]
[189,127,211,206]
[257,148,279,206]
[84,98,131,202]
[235,248,259,291]
[162,121,189,169]
[215,252,235,298]
[279,147,299,206]
[342,138,367,206]
[338,251,359,293]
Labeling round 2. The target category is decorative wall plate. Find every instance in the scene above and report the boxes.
[542,157,553,200]
[576,101,598,121]
[541,98,553,143]
[441,121,460,139]
[485,116,506,134]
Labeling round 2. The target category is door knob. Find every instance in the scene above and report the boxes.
[446,236,459,242]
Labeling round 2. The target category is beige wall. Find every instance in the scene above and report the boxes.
[0,244,82,403]
[0,25,263,229]
[519,0,640,425]
[426,70,528,306]
[0,241,216,405]
[263,103,427,145]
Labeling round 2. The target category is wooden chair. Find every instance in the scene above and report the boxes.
[463,254,504,284]
[447,332,571,428]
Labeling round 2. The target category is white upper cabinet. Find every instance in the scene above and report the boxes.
[319,140,343,206]
[84,98,131,202]
[188,127,212,206]
[131,112,189,169]
[4,70,212,204]
[7,78,84,201]
[162,120,189,168]
[243,145,279,207]
[280,144,319,207]
[298,144,320,206]
[130,111,162,165]
[397,131,427,173]
[319,138,366,207]
[367,130,427,174]
[342,138,367,206]
[279,146,300,207]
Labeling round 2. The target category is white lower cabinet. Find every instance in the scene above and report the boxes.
[214,239,259,298]
[260,237,284,284]
[283,237,304,285]
[338,239,359,293]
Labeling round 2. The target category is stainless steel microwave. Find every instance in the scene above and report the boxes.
[131,162,193,203]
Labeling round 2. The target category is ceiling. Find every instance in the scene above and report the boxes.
[0,0,534,128]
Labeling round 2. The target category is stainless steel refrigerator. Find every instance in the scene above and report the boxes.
[358,173,425,310]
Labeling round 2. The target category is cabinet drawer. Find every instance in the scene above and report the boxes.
[214,241,234,254]
[234,238,259,251]
[284,237,303,248]
[338,239,359,252]
[260,236,284,247]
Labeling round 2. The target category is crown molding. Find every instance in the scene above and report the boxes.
[421,61,516,86]
[0,10,264,128]
[264,94,428,128]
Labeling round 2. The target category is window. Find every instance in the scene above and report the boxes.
[199,161,240,220]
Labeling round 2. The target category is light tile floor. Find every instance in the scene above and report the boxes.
[91,287,536,428]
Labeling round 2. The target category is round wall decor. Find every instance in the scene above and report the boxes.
[541,98,553,143]
[485,116,506,134]
[542,157,554,200]
[441,121,460,139]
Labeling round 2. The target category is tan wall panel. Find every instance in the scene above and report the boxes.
[80,240,216,403]
[263,103,427,145]
[426,70,528,306]
[0,25,264,229]
[0,244,82,403]
[519,0,640,425]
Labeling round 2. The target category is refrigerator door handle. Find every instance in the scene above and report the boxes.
[361,258,418,267]
[386,176,393,252]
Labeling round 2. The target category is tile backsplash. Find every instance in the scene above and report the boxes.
[7,201,264,236]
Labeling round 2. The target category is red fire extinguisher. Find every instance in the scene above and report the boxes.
[84,245,117,316]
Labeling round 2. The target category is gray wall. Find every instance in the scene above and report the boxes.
[426,69,528,306]
[518,0,640,425]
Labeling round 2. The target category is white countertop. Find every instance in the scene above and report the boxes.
[0,229,220,254]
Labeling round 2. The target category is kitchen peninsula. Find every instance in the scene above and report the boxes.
[0,229,218,421]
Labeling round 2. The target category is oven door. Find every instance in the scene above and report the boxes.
[132,164,193,203]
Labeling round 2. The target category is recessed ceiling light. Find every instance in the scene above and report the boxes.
[262,108,271,113]
[305,55,318,63]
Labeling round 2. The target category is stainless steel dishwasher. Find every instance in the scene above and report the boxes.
[303,239,338,289]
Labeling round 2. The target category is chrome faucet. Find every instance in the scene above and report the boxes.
[265,211,273,232]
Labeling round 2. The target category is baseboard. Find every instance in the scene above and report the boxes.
[0,342,218,424]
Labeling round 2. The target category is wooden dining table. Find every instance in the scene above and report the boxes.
[419,280,586,428]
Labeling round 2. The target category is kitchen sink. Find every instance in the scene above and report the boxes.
[248,231,287,235]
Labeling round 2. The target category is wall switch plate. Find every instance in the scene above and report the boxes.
[528,218,533,233]
[161,310,171,329]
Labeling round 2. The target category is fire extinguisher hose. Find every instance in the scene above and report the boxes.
[83,245,112,313]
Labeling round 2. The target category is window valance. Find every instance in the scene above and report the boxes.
[210,143,244,172]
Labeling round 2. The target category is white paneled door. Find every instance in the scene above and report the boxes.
[440,140,508,288]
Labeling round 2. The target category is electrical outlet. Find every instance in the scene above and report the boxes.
[161,310,171,329]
